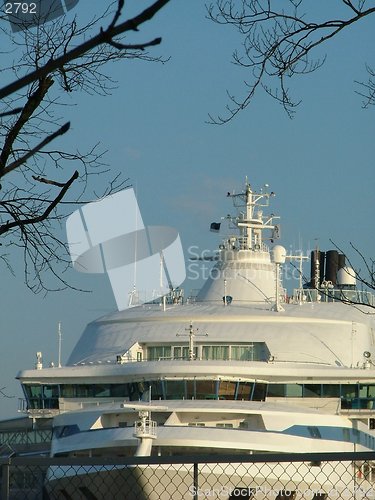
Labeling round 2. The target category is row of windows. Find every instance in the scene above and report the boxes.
[23,380,267,409]
[22,381,375,410]
[267,383,375,410]
[268,383,375,400]
[147,343,269,361]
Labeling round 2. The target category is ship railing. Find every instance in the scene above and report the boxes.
[291,287,375,306]
[134,419,157,439]
[17,398,59,418]
[340,397,375,411]
[186,289,200,303]
[129,289,184,307]
[0,428,52,447]
[230,236,270,253]
[17,398,27,414]
[78,355,271,365]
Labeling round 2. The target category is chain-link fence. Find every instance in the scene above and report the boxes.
[1,451,375,499]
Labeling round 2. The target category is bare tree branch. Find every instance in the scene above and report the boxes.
[356,65,375,107]
[0,0,171,99]
[208,0,375,122]
[0,77,54,171]
[32,175,69,188]
[0,107,23,118]
[0,170,78,235]
[0,386,15,399]
[107,36,162,51]
[3,122,70,176]
[0,0,169,292]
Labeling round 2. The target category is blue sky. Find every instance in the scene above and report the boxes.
[0,1,374,419]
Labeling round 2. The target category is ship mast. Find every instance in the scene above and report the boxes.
[245,182,253,249]
[227,178,277,251]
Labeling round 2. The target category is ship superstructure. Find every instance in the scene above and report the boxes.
[15,178,375,497]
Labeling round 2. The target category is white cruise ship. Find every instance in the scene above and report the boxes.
[16,178,375,498]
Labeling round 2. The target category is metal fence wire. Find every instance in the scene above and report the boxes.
[1,452,375,499]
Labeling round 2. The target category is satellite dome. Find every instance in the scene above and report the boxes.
[337,266,356,287]
[272,245,286,264]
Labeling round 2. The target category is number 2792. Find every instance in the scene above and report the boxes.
[5,2,37,14]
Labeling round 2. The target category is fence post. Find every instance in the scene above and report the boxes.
[193,462,198,500]
[1,461,10,500]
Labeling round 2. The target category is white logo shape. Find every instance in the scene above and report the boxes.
[66,188,186,310]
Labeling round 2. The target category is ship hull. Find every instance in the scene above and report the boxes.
[45,460,357,499]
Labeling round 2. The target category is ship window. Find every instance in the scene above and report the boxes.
[60,384,129,399]
[267,384,285,397]
[23,384,42,399]
[172,346,198,360]
[24,384,59,399]
[303,385,322,398]
[137,381,148,396]
[359,384,375,398]
[173,346,183,359]
[137,381,163,401]
[231,345,255,361]
[148,380,163,400]
[60,385,75,398]
[127,381,157,401]
[237,382,253,400]
[110,384,128,398]
[341,384,359,408]
[60,425,80,438]
[186,380,195,399]
[23,384,59,409]
[252,383,267,401]
[53,425,80,438]
[127,383,140,401]
[148,346,171,361]
[322,384,340,398]
[286,384,302,397]
[216,423,233,428]
[342,428,351,442]
[202,345,229,360]
[165,380,186,399]
[172,346,190,360]
[93,385,110,397]
[307,427,321,439]
[196,380,217,400]
[188,423,205,427]
[75,385,93,398]
[52,426,63,438]
[230,343,269,361]
[218,381,236,400]
[42,385,59,398]
[342,384,358,399]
